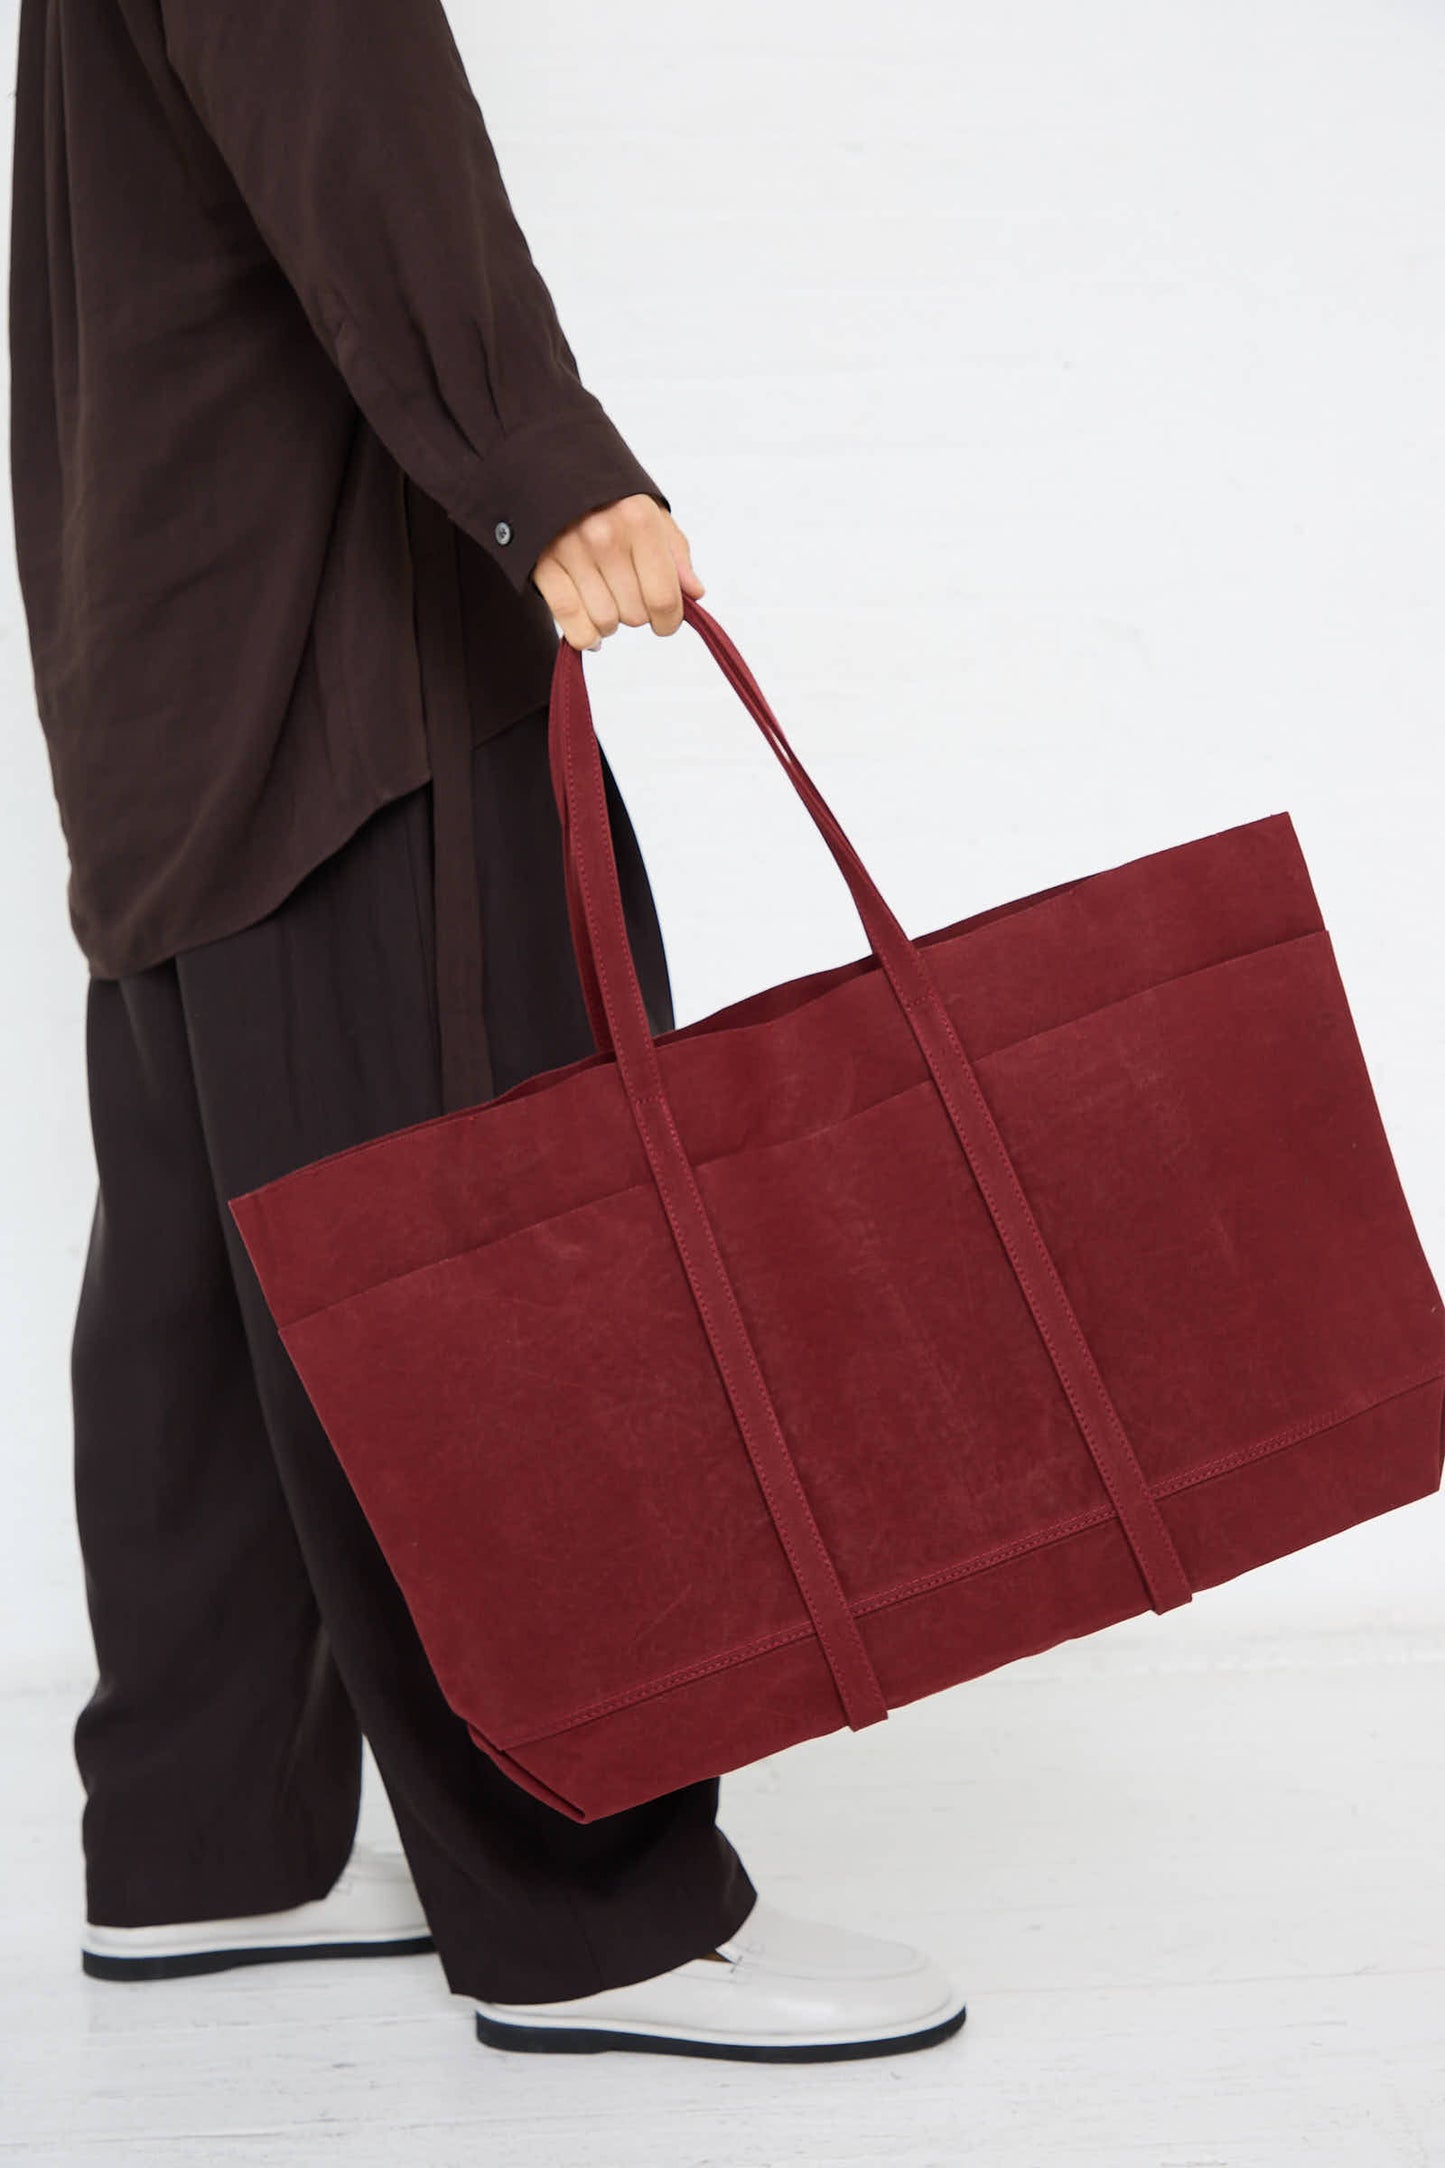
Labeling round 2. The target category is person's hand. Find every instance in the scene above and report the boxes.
[530,494,705,652]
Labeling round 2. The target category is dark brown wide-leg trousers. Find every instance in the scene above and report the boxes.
[70,702,757,2004]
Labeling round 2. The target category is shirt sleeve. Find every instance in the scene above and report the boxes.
[158,0,669,592]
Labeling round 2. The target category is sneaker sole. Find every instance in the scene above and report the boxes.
[81,1934,435,1982]
[474,2001,966,2062]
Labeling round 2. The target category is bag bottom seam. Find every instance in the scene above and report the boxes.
[496,1362,1445,1755]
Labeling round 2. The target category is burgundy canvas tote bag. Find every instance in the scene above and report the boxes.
[229,598,1445,1823]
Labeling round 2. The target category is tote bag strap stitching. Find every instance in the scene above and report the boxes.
[554,607,1191,1615]
[629,1079,889,1730]
[667,605,1191,1612]
[559,682,890,1731]
[697,609,1192,1611]
[552,601,1191,1617]
[548,705,609,1046]
[888,977,1193,1610]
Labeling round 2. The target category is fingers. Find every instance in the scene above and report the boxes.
[531,495,706,651]
[671,526,708,604]
[530,557,600,653]
[555,503,652,641]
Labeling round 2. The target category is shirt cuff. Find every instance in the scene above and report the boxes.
[456,400,671,596]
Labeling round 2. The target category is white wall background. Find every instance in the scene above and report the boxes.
[2,0,1442,1692]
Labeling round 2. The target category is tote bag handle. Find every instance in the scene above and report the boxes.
[547,603,929,1054]
[547,602,1193,1633]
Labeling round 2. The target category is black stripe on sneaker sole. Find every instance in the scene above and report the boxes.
[81,1934,435,1981]
[474,2003,966,2062]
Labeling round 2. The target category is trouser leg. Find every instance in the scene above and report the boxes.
[74,704,754,2001]
[73,966,363,1928]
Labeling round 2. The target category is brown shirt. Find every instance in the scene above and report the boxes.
[8,0,667,980]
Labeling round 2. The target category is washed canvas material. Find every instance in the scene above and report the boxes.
[230,599,1445,1822]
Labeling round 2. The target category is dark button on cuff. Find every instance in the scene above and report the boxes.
[493,519,513,546]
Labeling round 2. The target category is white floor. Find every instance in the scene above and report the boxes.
[4,1619,1442,2168]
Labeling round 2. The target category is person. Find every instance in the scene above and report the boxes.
[8,0,966,2062]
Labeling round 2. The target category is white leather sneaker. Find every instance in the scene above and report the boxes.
[80,1842,433,1981]
[472,1897,967,2062]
